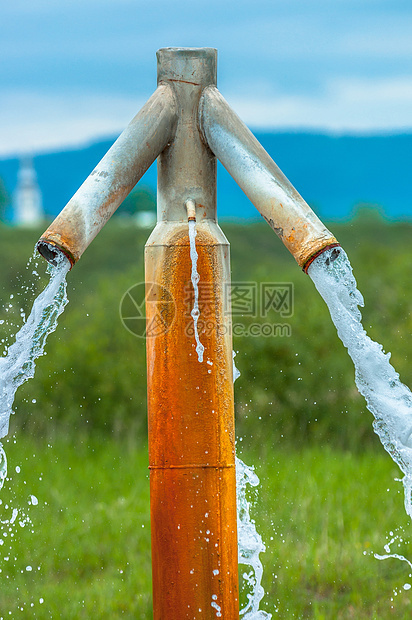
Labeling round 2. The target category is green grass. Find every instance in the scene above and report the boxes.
[1,217,411,451]
[248,445,412,619]
[0,216,411,616]
[0,434,152,619]
[1,435,412,618]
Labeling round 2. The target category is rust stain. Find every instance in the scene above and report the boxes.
[145,228,238,619]
[38,180,134,265]
[38,213,86,264]
[284,227,296,245]
[197,202,208,219]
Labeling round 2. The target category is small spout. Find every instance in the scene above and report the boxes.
[185,199,197,221]
[36,240,75,269]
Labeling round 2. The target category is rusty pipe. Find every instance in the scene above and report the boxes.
[199,86,340,270]
[37,83,178,266]
[146,222,239,620]
[146,47,239,620]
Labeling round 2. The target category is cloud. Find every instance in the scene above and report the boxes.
[2,75,412,158]
[229,76,412,132]
[0,90,145,158]
[2,0,412,157]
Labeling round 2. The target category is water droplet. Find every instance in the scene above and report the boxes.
[0,445,7,491]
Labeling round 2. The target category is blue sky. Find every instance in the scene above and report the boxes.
[1,0,412,156]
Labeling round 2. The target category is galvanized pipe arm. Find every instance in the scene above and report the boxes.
[38,83,178,266]
[37,46,339,273]
[199,85,340,270]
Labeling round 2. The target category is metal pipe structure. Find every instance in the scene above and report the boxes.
[36,46,344,619]
[199,86,340,271]
[145,47,239,620]
[37,84,177,267]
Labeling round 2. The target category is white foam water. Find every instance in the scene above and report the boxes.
[188,219,204,363]
[308,247,412,518]
[234,354,271,619]
[186,224,269,613]
[0,251,70,488]
[0,443,7,489]
[236,457,272,619]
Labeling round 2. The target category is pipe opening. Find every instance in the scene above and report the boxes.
[36,240,74,269]
[185,199,197,222]
[325,246,341,266]
[302,243,341,273]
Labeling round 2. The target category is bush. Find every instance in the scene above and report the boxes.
[1,219,411,451]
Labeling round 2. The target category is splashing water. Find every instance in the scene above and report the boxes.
[186,232,269,613]
[0,251,70,488]
[308,247,412,518]
[236,457,272,619]
[188,219,204,363]
[0,443,7,488]
[374,530,412,571]
[234,353,271,619]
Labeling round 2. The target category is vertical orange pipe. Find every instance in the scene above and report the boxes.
[146,223,238,619]
[145,48,239,619]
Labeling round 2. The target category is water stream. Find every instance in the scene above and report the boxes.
[0,251,70,488]
[308,246,412,519]
[3,231,410,610]
[188,222,270,616]
[188,219,205,363]
[236,455,272,619]
[233,355,271,619]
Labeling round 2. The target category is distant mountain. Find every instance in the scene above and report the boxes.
[1,132,411,222]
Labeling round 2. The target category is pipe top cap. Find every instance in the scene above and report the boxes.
[157,47,217,87]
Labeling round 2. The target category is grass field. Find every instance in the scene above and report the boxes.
[0,436,412,618]
[0,216,411,617]
[1,216,411,450]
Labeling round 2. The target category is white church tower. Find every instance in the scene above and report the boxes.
[14,157,44,226]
